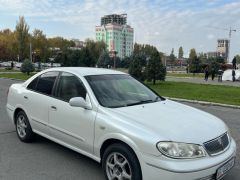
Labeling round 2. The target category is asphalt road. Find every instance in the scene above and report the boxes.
[0,78,239,180]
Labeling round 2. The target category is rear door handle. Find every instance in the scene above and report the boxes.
[51,106,57,110]
[24,96,28,99]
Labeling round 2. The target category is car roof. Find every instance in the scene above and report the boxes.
[43,67,126,76]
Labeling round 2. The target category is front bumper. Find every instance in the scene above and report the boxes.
[140,138,236,180]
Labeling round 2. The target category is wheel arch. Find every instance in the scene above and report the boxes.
[99,137,142,166]
[13,107,26,124]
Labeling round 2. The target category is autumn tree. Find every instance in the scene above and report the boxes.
[15,16,30,61]
[189,48,197,61]
[169,48,175,66]
[32,29,49,62]
[0,29,17,61]
[178,46,184,59]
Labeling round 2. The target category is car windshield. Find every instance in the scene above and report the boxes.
[85,74,163,108]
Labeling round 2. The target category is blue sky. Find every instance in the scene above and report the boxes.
[1,0,240,59]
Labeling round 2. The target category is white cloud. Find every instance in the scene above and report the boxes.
[0,0,240,59]
[207,34,215,40]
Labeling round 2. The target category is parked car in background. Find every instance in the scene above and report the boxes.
[15,62,22,68]
[6,67,236,180]
[0,61,11,67]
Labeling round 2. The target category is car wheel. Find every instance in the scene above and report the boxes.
[102,143,142,180]
[16,111,35,142]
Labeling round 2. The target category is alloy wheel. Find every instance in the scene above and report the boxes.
[16,115,27,138]
[106,152,132,180]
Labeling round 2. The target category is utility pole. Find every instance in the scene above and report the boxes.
[228,27,236,63]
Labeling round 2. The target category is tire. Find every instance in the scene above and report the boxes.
[102,143,142,180]
[15,111,35,142]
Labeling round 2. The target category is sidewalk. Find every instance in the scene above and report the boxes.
[166,76,240,87]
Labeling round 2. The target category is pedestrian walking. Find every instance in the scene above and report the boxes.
[232,56,237,70]
[232,69,236,82]
[217,69,223,82]
[204,66,209,81]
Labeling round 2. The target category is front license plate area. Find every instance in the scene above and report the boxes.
[216,158,235,180]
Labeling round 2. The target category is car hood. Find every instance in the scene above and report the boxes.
[105,100,228,144]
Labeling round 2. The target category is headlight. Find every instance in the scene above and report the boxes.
[157,141,206,159]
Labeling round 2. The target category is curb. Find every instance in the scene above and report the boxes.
[166,76,201,79]
[166,97,240,109]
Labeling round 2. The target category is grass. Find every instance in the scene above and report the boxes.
[1,73,239,106]
[0,73,34,80]
[167,72,204,78]
[0,68,20,72]
[147,81,240,106]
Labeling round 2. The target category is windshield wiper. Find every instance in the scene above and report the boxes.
[125,100,154,106]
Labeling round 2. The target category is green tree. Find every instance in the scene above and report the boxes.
[189,56,201,73]
[199,52,208,64]
[79,47,95,67]
[235,55,240,64]
[15,16,30,61]
[129,54,145,81]
[20,59,35,75]
[85,39,106,65]
[97,50,111,68]
[120,56,131,68]
[210,60,220,76]
[178,46,184,59]
[216,56,224,64]
[146,48,166,85]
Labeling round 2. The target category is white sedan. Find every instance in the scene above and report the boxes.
[6,67,236,180]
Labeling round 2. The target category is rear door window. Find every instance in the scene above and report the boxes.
[35,71,59,96]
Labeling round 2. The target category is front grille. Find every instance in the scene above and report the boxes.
[203,133,229,156]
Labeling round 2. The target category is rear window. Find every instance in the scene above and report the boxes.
[27,77,39,90]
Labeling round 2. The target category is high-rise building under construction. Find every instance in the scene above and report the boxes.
[217,39,229,62]
[96,14,134,59]
[101,14,127,26]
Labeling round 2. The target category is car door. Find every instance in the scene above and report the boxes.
[23,71,59,135]
[48,72,96,153]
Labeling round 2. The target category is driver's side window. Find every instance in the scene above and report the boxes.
[55,72,86,102]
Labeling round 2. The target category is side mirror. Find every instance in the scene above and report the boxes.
[69,97,92,110]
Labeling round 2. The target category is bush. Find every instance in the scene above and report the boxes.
[20,59,35,75]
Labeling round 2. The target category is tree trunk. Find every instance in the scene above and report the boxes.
[153,78,156,85]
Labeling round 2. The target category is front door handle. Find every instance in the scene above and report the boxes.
[24,96,28,99]
[51,106,57,110]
